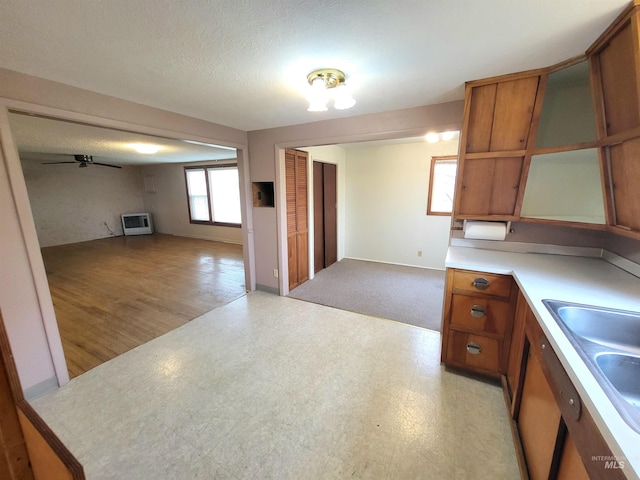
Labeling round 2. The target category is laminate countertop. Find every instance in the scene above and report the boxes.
[445,246,640,479]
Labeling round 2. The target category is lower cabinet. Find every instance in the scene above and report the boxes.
[440,268,516,377]
[511,301,625,480]
[518,346,562,480]
[440,268,627,479]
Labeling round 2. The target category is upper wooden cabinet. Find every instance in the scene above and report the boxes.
[466,77,539,153]
[454,0,640,236]
[589,11,640,138]
[588,1,640,237]
[455,75,541,219]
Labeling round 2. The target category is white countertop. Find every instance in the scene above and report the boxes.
[446,246,640,479]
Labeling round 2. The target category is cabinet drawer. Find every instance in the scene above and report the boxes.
[451,269,512,297]
[446,331,502,374]
[450,294,511,336]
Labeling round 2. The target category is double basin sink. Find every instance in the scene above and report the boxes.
[543,299,640,433]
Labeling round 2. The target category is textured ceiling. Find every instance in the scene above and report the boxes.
[0,0,630,132]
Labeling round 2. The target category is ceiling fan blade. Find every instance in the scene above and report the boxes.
[42,161,77,165]
[93,162,122,169]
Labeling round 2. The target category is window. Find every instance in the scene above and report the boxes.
[185,165,241,226]
[427,155,457,215]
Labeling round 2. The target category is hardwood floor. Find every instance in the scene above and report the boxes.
[41,234,245,378]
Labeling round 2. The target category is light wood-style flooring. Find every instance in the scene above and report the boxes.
[41,234,245,378]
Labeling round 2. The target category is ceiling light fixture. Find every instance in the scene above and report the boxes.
[306,68,355,112]
[130,143,161,154]
[425,131,459,143]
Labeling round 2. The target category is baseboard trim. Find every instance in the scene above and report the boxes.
[256,284,279,295]
[24,376,59,401]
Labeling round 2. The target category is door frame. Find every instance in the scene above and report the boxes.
[0,100,254,390]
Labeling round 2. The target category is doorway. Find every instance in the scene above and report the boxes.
[7,111,251,379]
[313,161,337,273]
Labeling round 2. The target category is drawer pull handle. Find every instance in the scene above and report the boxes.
[470,305,486,318]
[472,277,490,290]
[466,342,482,355]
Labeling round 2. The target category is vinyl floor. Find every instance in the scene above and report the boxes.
[31,292,519,479]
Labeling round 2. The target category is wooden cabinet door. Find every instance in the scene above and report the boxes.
[466,84,497,153]
[489,77,539,151]
[597,21,640,136]
[556,432,589,480]
[518,347,562,480]
[609,138,640,231]
[458,157,523,216]
[465,77,539,153]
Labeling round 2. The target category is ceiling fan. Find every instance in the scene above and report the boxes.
[42,154,122,169]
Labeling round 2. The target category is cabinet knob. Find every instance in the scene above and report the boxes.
[472,277,490,290]
[470,305,486,318]
[466,342,482,355]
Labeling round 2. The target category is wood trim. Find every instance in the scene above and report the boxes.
[465,65,553,88]
[464,150,527,159]
[1,311,84,479]
[501,375,530,480]
[531,141,599,156]
[606,223,640,240]
[17,403,84,480]
[586,2,640,56]
[597,126,640,146]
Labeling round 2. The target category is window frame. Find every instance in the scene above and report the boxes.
[427,155,458,216]
[184,164,242,228]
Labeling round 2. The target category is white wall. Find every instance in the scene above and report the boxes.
[21,158,145,247]
[301,145,347,272]
[344,140,458,270]
[141,161,242,244]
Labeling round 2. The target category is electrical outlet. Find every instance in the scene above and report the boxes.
[417,250,423,257]
[273,268,279,278]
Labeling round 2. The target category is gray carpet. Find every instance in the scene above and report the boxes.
[288,258,445,332]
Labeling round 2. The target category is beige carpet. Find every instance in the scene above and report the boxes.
[288,258,445,332]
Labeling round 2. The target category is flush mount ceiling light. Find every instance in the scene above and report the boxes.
[129,143,162,154]
[425,131,459,143]
[306,68,356,112]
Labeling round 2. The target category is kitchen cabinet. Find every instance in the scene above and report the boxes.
[454,74,540,219]
[588,1,640,237]
[518,343,562,480]
[512,302,626,480]
[453,2,640,235]
[440,268,516,377]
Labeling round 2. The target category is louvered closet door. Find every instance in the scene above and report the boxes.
[285,149,308,289]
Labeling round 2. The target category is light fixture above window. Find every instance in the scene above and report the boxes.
[306,68,355,112]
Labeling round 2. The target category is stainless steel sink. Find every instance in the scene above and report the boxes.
[595,353,640,410]
[543,299,640,433]
[544,300,640,354]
